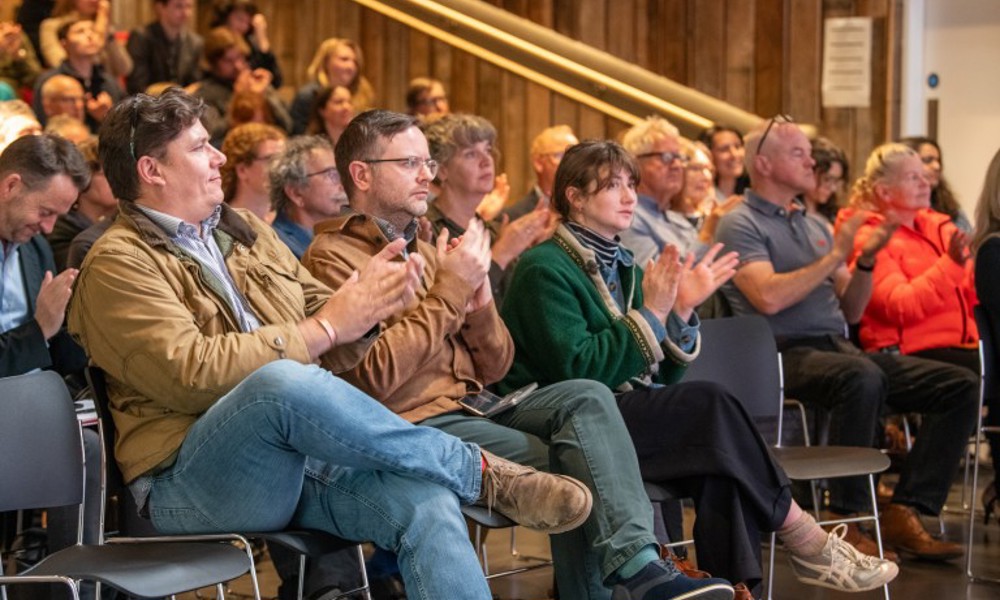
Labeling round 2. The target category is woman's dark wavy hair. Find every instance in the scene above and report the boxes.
[698,123,749,194]
[552,140,639,220]
[811,136,849,223]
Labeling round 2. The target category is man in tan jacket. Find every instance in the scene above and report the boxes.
[67,89,591,600]
[302,109,735,600]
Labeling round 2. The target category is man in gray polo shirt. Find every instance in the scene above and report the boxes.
[714,117,978,562]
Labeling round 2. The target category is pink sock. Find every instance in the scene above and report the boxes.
[777,511,828,557]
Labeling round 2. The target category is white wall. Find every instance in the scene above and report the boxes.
[904,0,1000,219]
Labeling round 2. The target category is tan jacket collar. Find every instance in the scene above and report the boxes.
[314,210,420,254]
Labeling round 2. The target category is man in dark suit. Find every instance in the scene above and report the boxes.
[0,133,94,599]
[124,0,202,95]
[0,133,89,379]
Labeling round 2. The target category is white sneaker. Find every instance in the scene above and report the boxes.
[788,524,899,592]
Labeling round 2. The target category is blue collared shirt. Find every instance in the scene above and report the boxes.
[272,210,313,260]
[0,242,29,334]
[620,194,709,266]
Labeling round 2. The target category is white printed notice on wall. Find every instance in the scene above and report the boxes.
[822,17,872,108]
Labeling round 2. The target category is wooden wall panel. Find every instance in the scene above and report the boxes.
[659,0,689,83]
[83,0,899,201]
[689,1,726,100]
[786,0,823,124]
[754,0,786,117]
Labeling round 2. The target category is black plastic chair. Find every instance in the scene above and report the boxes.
[0,370,252,600]
[85,366,371,600]
[680,316,891,600]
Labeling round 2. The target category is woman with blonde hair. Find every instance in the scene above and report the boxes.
[835,142,978,371]
[972,146,1000,518]
[290,37,374,134]
[901,136,972,232]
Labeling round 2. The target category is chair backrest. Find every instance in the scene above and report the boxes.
[85,366,161,537]
[975,305,997,398]
[85,366,123,492]
[679,315,783,444]
[0,370,84,512]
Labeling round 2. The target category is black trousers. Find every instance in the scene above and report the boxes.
[910,347,1000,499]
[617,381,792,589]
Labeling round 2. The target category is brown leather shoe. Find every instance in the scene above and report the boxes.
[880,503,963,561]
[658,546,711,579]
[824,522,900,563]
[478,450,593,534]
[876,482,894,509]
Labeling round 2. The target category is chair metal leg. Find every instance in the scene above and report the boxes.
[353,543,373,600]
[963,436,973,510]
[866,473,890,600]
[473,523,489,576]
[966,418,1000,582]
[808,481,822,521]
[238,538,263,600]
[766,531,776,600]
[297,553,307,600]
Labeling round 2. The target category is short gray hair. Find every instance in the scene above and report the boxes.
[269,135,333,214]
[621,116,679,156]
[422,113,497,168]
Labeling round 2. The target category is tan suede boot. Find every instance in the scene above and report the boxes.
[477,450,592,534]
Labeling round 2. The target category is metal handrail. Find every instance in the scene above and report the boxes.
[349,0,763,136]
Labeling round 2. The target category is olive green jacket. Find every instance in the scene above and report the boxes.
[69,202,366,482]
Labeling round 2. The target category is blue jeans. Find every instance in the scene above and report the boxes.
[146,360,492,600]
[425,379,657,600]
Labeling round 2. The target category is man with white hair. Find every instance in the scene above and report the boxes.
[620,116,706,264]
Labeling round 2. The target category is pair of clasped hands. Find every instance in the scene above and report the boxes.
[642,244,740,325]
[316,220,493,346]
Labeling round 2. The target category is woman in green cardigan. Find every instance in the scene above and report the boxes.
[499,140,897,597]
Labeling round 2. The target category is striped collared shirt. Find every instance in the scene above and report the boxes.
[134,204,261,333]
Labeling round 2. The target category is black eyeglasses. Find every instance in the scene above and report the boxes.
[306,165,341,183]
[636,151,688,166]
[361,157,439,178]
[756,114,794,154]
